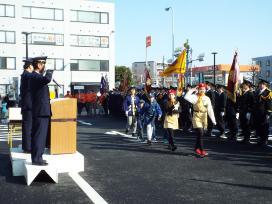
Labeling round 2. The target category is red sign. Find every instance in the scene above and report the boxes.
[146,36,151,47]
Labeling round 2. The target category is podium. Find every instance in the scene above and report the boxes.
[50,98,77,154]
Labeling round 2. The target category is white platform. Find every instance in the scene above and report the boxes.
[10,146,84,185]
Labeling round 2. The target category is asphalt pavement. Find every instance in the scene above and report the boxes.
[0,115,272,204]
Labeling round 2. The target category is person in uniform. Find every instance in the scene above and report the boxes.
[30,56,53,166]
[164,89,180,151]
[205,81,216,137]
[214,84,227,138]
[253,78,272,146]
[185,83,216,157]
[123,86,140,136]
[20,58,34,153]
[238,79,255,143]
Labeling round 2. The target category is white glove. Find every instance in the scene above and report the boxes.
[213,121,216,126]
[246,113,251,120]
[125,111,128,117]
[174,104,179,111]
[236,113,239,119]
[267,115,270,120]
[220,112,225,117]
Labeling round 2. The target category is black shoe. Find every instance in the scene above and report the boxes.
[132,133,136,137]
[147,140,152,145]
[257,140,268,146]
[125,129,129,134]
[238,139,250,144]
[23,150,31,154]
[32,161,48,166]
[171,145,177,151]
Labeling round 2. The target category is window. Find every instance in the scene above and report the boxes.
[22,33,64,46]
[267,70,270,78]
[70,59,109,71]
[22,6,64,21]
[258,61,262,67]
[0,57,15,69]
[266,60,270,66]
[0,31,15,43]
[70,35,109,48]
[100,13,108,24]
[0,4,15,17]
[70,10,109,24]
[45,58,64,70]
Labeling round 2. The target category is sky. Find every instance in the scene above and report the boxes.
[97,0,272,67]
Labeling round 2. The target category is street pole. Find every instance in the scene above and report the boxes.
[211,52,217,85]
[22,32,31,59]
[165,7,175,84]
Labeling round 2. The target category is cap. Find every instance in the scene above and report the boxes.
[198,83,206,88]
[186,84,192,88]
[32,56,48,62]
[205,81,215,87]
[23,58,33,69]
[139,99,145,104]
[168,89,176,95]
[242,79,253,87]
[216,84,224,89]
[129,86,136,90]
[258,78,270,85]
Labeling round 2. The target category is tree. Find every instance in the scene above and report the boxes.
[115,66,133,86]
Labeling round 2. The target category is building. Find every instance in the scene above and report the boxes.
[0,0,115,100]
[131,61,173,87]
[252,55,272,84]
[190,64,260,85]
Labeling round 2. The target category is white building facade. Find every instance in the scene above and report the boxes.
[0,0,115,99]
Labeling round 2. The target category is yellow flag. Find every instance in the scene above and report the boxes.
[160,49,187,77]
[176,74,185,97]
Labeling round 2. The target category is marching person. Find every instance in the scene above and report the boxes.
[20,58,34,153]
[146,92,162,144]
[214,84,227,138]
[253,78,272,146]
[164,89,180,151]
[30,56,53,166]
[123,86,140,136]
[205,81,216,137]
[238,79,255,144]
[185,83,216,157]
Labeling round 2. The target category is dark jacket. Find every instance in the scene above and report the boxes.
[31,70,53,117]
[238,90,255,115]
[253,88,272,123]
[20,70,33,111]
[206,89,215,108]
[215,91,227,113]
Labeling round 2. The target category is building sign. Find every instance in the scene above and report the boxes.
[74,85,84,90]
[31,33,64,45]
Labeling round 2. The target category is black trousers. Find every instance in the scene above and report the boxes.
[226,115,238,136]
[166,128,175,146]
[22,110,32,151]
[206,116,214,135]
[239,113,251,140]
[31,117,49,163]
[195,128,204,151]
[215,111,225,134]
[256,121,269,144]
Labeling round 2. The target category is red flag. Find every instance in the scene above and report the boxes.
[146,36,151,47]
[145,68,152,93]
[227,52,240,102]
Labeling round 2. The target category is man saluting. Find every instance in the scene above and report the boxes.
[20,58,34,153]
[30,56,53,166]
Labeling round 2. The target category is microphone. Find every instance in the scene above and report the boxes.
[53,79,61,88]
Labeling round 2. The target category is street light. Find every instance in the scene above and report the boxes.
[211,52,218,85]
[22,32,31,59]
[165,7,175,84]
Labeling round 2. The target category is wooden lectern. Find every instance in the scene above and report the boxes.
[50,98,77,154]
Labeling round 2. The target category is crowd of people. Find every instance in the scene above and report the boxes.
[115,79,272,157]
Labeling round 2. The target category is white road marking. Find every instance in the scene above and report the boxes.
[0,124,22,142]
[77,120,93,126]
[69,172,108,204]
[105,130,135,139]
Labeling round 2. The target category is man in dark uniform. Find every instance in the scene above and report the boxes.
[20,58,34,153]
[238,79,255,143]
[205,81,216,136]
[253,79,272,146]
[214,84,227,138]
[30,56,53,166]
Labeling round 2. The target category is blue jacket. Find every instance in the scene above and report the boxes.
[139,100,162,125]
[20,70,33,112]
[123,95,140,116]
[31,70,53,117]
